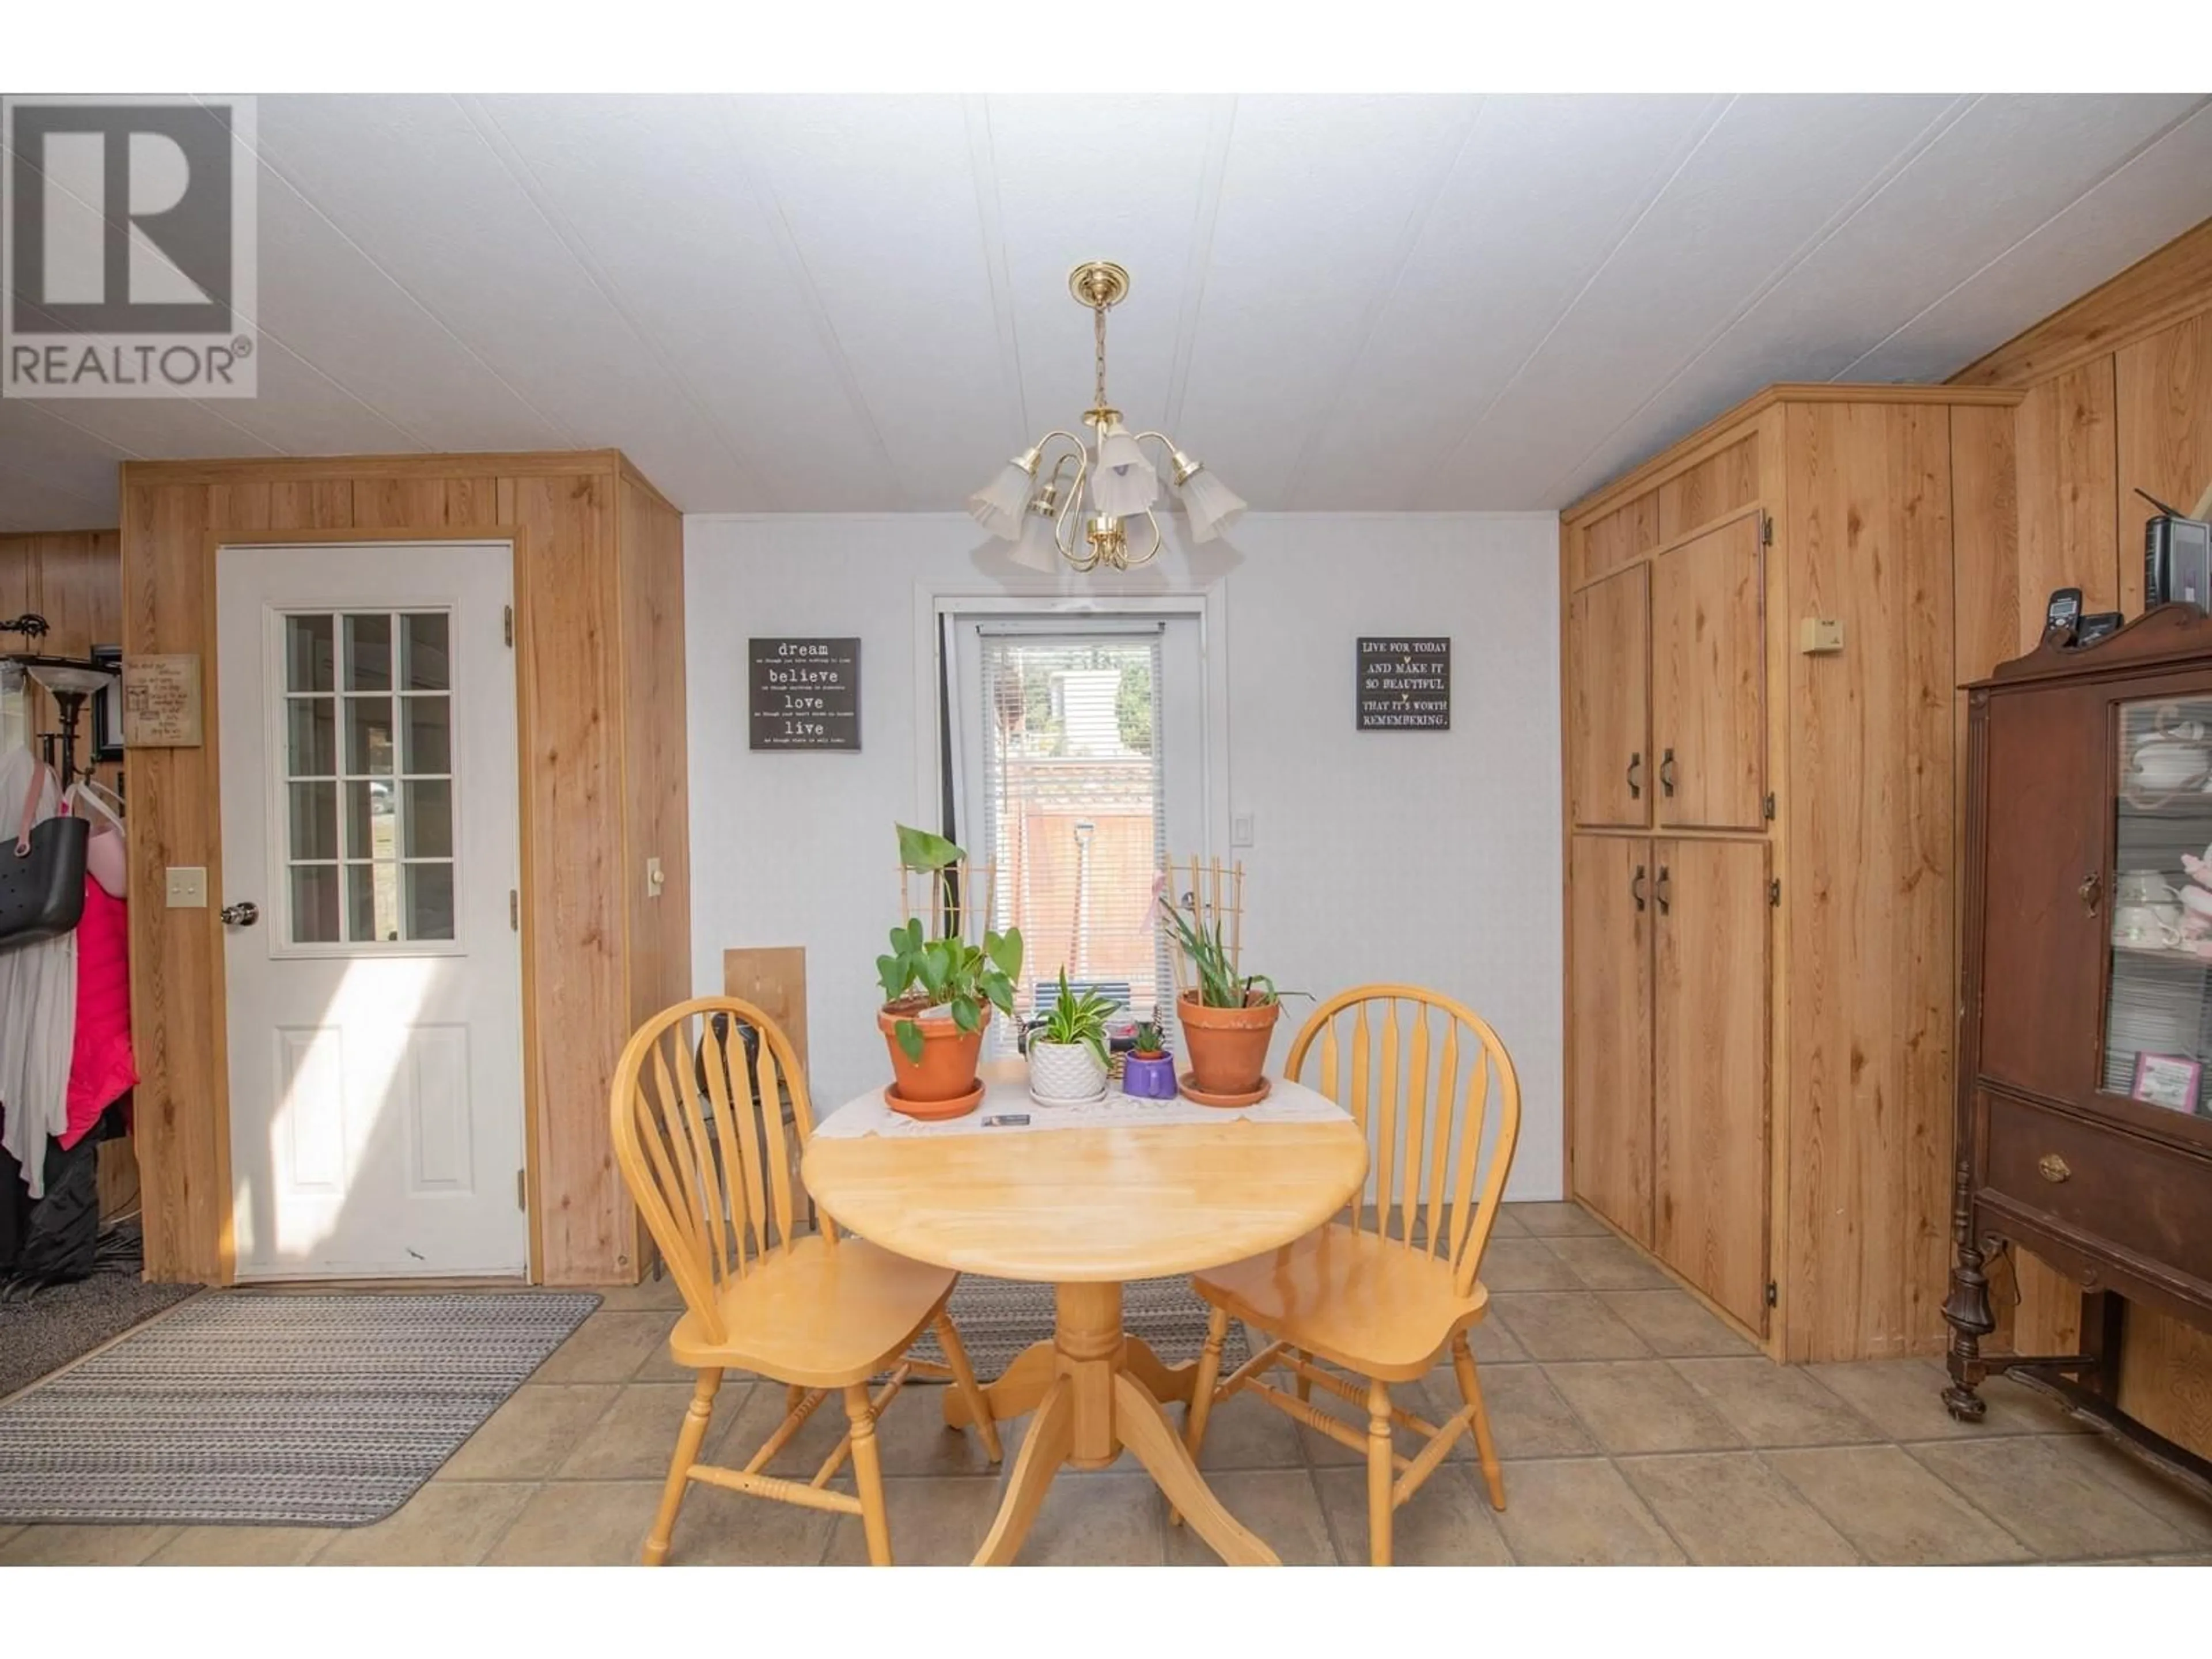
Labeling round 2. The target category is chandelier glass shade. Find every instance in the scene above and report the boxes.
[968,261,1246,571]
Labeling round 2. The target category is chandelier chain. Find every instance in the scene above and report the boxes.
[1093,302,1108,411]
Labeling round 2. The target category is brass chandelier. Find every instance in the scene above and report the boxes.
[968,260,1247,572]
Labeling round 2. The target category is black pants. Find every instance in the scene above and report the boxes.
[0,1104,118,1283]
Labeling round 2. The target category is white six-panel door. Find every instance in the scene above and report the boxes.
[218,541,526,1278]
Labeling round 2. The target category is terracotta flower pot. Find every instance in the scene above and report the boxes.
[879,999,990,1104]
[1177,989,1279,1097]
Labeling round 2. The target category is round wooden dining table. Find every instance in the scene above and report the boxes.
[801,1060,1368,1566]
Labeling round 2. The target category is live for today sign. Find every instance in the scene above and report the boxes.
[1357,636,1452,732]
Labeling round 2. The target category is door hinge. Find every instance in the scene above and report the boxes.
[516,1169,528,1212]
[1769,878,1782,906]
[509,889,519,931]
[503,604,514,647]
[1759,512,1772,547]
[1766,1281,1779,1308]
[1762,792,1777,820]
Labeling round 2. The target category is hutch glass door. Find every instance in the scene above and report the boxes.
[2104,694,2212,1127]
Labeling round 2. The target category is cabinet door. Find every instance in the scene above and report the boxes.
[1975,684,2107,1103]
[1568,565,1650,828]
[1567,835,1653,1244]
[1653,514,1766,830]
[1653,836,1770,1332]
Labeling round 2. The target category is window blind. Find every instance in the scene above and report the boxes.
[976,628,1168,1050]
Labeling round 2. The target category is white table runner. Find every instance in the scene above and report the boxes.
[814,1074,1348,1139]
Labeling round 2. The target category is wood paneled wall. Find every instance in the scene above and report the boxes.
[0,529,137,1215]
[1950,214,2212,1457]
[117,452,686,1285]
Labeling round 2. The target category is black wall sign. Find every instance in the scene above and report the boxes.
[1356,636,1451,732]
[749,637,861,751]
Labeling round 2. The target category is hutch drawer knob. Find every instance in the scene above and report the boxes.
[2037,1153,2071,1184]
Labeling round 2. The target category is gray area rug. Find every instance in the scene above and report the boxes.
[0,1227,202,1400]
[904,1274,1250,1377]
[0,1290,599,1525]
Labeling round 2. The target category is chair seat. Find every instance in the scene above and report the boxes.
[1191,1224,1490,1382]
[667,1234,956,1388]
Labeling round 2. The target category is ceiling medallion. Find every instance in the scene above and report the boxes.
[968,260,1246,573]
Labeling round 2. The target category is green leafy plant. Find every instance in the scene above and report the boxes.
[1131,1020,1165,1057]
[1032,968,1116,1067]
[877,824,1021,1063]
[1157,891,1285,1009]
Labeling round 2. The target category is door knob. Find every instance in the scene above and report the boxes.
[221,900,260,928]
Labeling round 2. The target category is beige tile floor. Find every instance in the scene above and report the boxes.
[6,1200,2211,1567]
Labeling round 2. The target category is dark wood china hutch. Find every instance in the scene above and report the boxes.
[1948,605,2212,1491]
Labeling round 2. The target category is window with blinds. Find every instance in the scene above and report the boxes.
[975,629,1169,1049]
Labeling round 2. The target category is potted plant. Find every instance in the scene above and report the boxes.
[1027,968,1115,1106]
[1158,891,1286,1101]
[1122,1019,1177,1100]
[876,824,1022,1113]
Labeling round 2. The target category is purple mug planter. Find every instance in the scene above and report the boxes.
[1122,1053,1179,1100]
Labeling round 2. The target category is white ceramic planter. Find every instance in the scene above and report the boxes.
[1028,1039,1108,1105]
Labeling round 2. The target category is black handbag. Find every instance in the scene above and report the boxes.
[0,767,89,950]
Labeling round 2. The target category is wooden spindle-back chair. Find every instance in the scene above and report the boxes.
[1179,984,1522,1565]
[610,995,1000,1566]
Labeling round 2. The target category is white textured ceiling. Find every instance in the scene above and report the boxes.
[5,92,2212,532]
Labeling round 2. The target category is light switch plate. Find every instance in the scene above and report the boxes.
[1231,812,1254,847]
[645,855,665,899]
[1799,618,1845,655]
[165,866,207,907]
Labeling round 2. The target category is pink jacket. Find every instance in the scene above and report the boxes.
[64,876,135,1147]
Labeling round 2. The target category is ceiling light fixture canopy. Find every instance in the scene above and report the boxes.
[971,260,1246,573]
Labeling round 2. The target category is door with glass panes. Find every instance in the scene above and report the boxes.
[217,541,526,1278]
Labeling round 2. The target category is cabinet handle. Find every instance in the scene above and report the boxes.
[1659,748,1677,797]
[1631,864,1647,912]
[1654,865,1671,916]
[2037,1153,2071,1184]
[2078,872,2100,916]
[1627,752,1642,799]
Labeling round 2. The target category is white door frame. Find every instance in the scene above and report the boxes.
[212,533,535,1282]
[910,581,1232,861]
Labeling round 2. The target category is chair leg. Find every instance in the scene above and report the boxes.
[643,1367,722,1566]
[1452,1331,1506,1511]
[844,1382,893,1567]
[1366,1377,1393,1567]
[1169,1305,1232,1528]
[1294,1346,1313,1402]
[935,1309,1002,1464]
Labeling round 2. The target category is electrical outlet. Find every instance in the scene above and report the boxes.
[1231,812,1254,847]
[165,866,207,907]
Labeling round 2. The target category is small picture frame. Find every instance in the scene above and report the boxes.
[2130,1051,2202,1113]
[89,645,123,762]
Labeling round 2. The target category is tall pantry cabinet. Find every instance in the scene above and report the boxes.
[1559,384,2021,1363]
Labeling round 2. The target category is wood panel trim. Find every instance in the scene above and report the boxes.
[1949,215,2212,391]
[1562,385,2021,529]
[122,450,636,488]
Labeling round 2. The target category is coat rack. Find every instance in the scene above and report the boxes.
[2,612,116,785]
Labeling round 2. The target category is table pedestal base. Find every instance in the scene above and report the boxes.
[960,1282,1277,1566]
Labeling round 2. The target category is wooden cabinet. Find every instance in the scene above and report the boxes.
[1947,609,2212,1483]
[1561,382,2024,1362]
[1652,516,1766,830]
[1652,836,1771,1330]
[1567,834,1653,1243]
[1567,567,1650,828]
